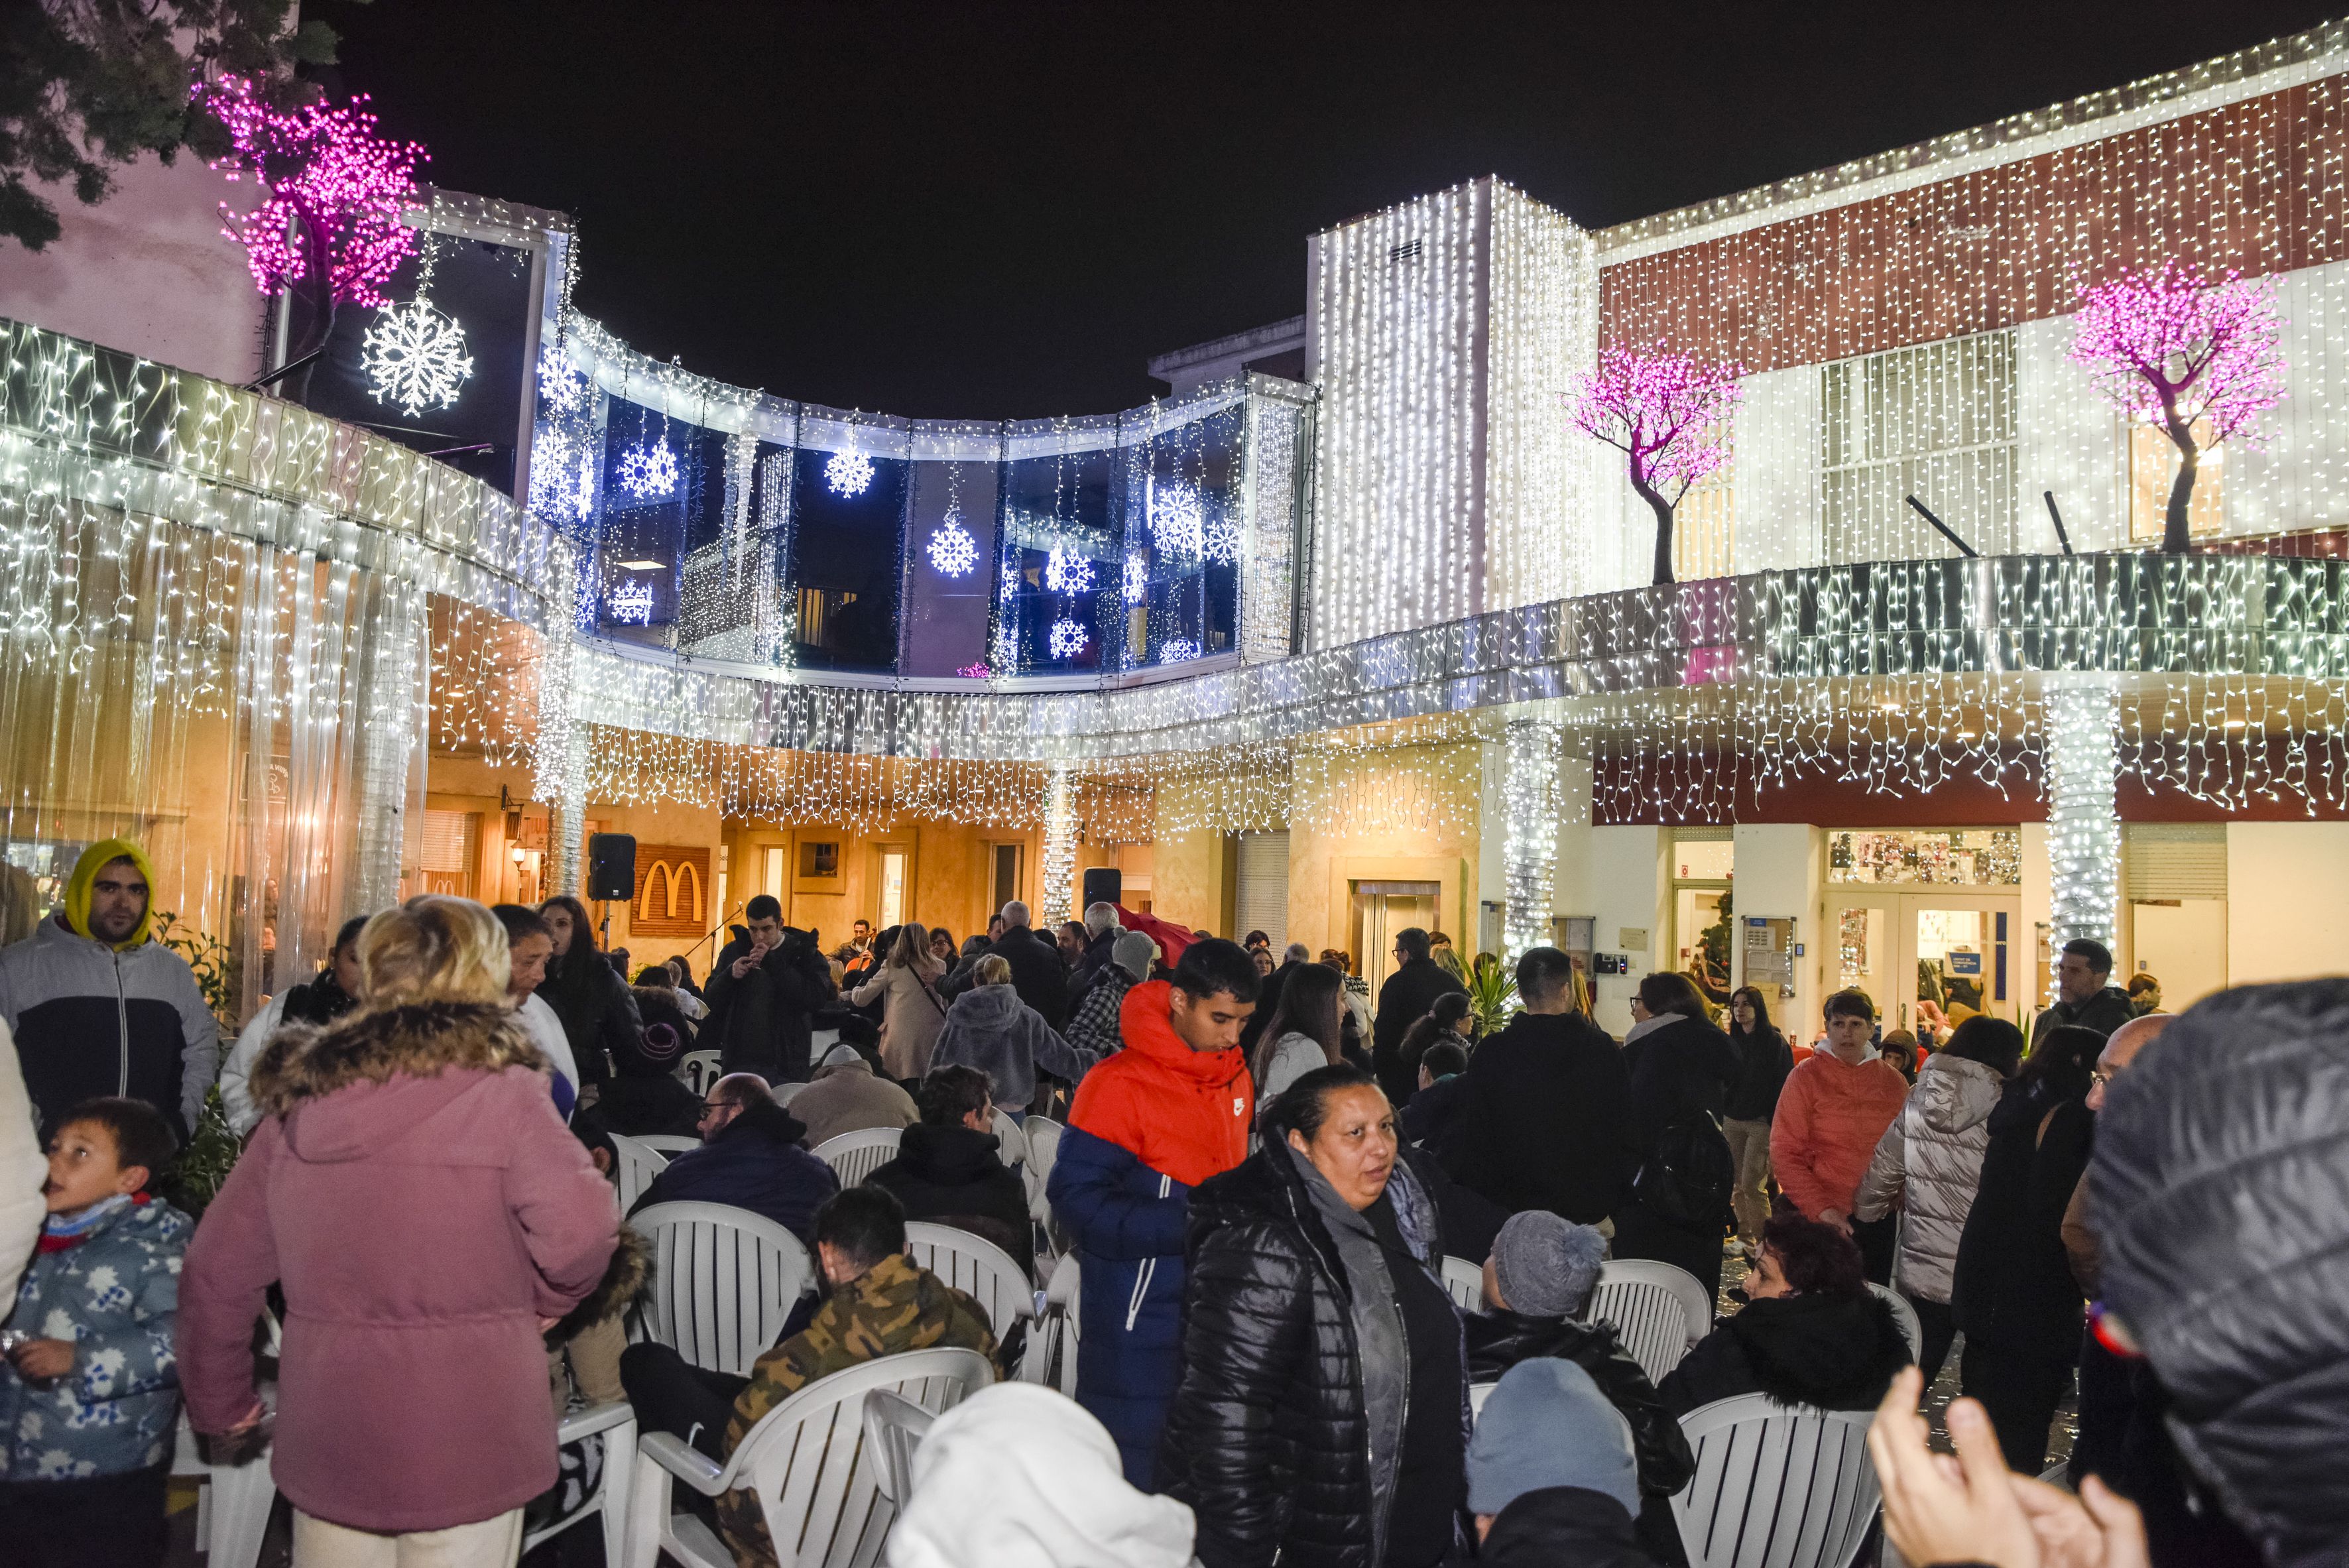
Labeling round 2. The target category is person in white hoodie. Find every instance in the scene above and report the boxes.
[0,1020,46,1311]
[1852,1014,2025,1386]
[887,1382,1197,1568]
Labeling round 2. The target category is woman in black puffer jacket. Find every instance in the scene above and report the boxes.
[1160,1063,1467,1568]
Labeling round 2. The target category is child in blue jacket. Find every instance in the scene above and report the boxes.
[0,1096,190,1568]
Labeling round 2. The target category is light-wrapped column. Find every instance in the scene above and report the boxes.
[535,542,589,896]
[1041,762,1078,925]
[2045,678,2121,967]
[349,577,428,917]
[1501,717,1565,959]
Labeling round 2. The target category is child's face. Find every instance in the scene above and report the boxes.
[44,1120,145,1214]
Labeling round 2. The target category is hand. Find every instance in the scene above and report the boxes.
[540,1315,564,1333]
[1819,1207,1852,1236]
[220,1402,267,1437]
[730,951,757,980]
[1872,1367,2039,1567]
[8,1338,74,1380]
[2010,1473,2150,1568]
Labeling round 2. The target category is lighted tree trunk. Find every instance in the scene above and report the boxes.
[2159,413,2200,555]
[1633,475,1677,585]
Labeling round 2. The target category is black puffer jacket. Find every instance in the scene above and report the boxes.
[1465,1313,1693,1500]
[1160,1142,1464,1568]
[2092,980,2349,1568]
[1657,1292,1913,1416]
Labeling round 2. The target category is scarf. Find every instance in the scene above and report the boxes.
[39,1192,140,1252]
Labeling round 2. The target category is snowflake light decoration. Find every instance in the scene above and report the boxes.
[1160,638,1201,663]
[1044,545,1095,594]
[608,580,654,625]
[825,450,875,497]
[1048,618,1090,659]
[537,341,588,418]
[1123,552,1149,605]
[926,514,979,576]
[361,297,474,418]
[527,432,597,523]
[1202,511,1242,566]
[617,440,678,501]
[1150,484,1205,557]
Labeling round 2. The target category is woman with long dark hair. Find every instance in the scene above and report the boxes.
[1162,1064,1466,1568]
[1722,984,1793,1257]
[848,922,950,1080]
[1613,971,1739,1305]
[1950,1023,2105,1471]
[536,895,644,1089]
[1250,960,1346,1101]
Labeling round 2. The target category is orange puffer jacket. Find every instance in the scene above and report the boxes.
[1768,1049,1909,1220]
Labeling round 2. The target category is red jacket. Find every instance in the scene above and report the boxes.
[1067,980,1252,1185]
[1769,1048,1909,1220]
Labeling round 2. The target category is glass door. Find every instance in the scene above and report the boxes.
[1353,880,1439,991]
[1829,892,1899,1028]
[1904,893,2021,1038]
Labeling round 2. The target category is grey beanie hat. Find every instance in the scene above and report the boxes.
[1112,930,1157,980]
[1491,1210,1606,1319]
[1466,1358,1640,1518]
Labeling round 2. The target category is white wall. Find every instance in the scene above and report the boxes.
[1581,825,1668,1036]
[2020,822,2053,1012]
[2015,316,2127,553]
[2226,822,2349,985]
[1732,823,1824,1036]
[0,154,266,383]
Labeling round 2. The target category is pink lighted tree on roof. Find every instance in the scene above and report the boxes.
[196,74,426,378]
[2069,261,2286,554]
[1567,344,1744,585]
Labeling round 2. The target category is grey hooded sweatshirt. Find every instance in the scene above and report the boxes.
[928,983,1097,1109]
[1852,1050,2004,1303]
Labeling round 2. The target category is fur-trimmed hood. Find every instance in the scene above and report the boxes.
[551,1224,651,1343]
[252,1002,548,1160]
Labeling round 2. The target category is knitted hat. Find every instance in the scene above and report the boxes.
[1113,930,1157,981]
[637,1020,683,1065]
[1466,1358,1640,1518]
[1490,1210,1606,1319]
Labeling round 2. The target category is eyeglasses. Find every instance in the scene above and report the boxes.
[697,1099,734,1122]
[2090,1069,2115,1088]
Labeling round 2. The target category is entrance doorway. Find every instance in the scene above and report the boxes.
[1829,889,2022,1039]
[1353,880,1439,991]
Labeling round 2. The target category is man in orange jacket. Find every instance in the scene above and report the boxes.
[1770,988,1910,1284]
[1045,937,1260,1484]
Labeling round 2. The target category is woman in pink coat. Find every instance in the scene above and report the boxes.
[179,898,625,1564]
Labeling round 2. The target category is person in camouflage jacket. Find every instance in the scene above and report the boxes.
[711,1190,998,1568]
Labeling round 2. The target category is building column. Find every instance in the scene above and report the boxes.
[349,575,430,920]
[1500,716,1565,958]
[536,616,588,899]
[2045,678,2121,962]
[1042,762,1078,924]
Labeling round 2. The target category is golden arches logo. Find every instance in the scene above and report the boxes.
[638,858,703,924]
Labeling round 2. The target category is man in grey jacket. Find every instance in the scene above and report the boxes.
[0,839,218,1140]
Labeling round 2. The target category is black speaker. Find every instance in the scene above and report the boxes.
[585,833,636,901]
[1081,868,1122,910]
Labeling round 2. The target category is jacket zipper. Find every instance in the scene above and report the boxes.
[114,950,130,1096]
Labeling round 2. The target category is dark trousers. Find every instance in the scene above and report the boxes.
[1908,1294,1958,1390]
[1960,1339,2075,1474]
[2069,1329,2135,1491]
[620,1341,749,1462]
[0,1461,170,1568]
[1850,1213,1897,1287]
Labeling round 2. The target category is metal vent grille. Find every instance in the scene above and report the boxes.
[2124,823,2227,901]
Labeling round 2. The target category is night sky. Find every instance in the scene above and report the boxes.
[314,1,2340,419]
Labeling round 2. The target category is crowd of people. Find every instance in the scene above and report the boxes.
[0,837,2342,1568]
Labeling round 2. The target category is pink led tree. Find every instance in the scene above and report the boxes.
[2069,261,2286,553]
[196,74,426,382]
[1567,343,1744,585]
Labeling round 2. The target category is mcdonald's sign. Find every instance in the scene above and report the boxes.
[631,845,711,939]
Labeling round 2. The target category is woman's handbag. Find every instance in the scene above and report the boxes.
[1633,1111,1737,1233]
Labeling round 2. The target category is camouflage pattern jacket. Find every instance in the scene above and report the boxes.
[716,1252,998,1567]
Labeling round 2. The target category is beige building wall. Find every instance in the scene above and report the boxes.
[2226,822,2349,985]
[1732,823,1825,1042]
[1580,826,1670,1036]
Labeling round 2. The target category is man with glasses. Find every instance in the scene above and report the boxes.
[630,1072,838,1246]
[1370,926,1467,1107]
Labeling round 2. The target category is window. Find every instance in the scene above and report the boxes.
[991,843,1024,913]
[417,810,478,898]
[1828,829,2020,886]
[760,844,786,903]
[875,845,908,930]
[1822,330,2018,564]
[2128,416,2224,542]
[1673,461,1736,582]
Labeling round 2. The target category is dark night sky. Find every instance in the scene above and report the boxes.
[314,1,2340,419]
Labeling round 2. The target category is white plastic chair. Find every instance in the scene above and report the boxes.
[813,1126,904,1186]
[629,1201,817,1375]
[774,1080,809,1107]
[524,1400,638,1562]
[1589,1258,1712,1385]
[640,1133,701,1156]
[678,1050,724,1095]
[1670,1394,1881,1568]
[609,1132,672,1211]
[623,1345,991,1568]
[1022,1116,1063,1205]
[1869,1282,1925,1363]
[991,1108,1031,1170]
[860,1387,935,1506]
[1470,1381,1498,1421]
[1440,1254,1484,1312]
[902,1221,1034,1343]
[1019,1254,1081,1395]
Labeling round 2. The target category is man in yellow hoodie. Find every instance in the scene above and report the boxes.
[0,839,218,1140]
